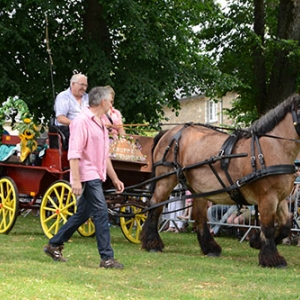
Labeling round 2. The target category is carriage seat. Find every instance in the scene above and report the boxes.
[48,125,69,151]
[0,144,17,161]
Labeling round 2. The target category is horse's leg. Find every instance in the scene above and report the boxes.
[249,229,262,249]
[140,204,164,252]
[256,200,287,268]
[274,200,292,245]
[140,178,176,252]
[193,199,222,257]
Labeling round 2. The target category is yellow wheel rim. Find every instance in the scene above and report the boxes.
[0,177,19,234]
[40,180,76,239]
[119,205,147,244]
[77,218,95,237]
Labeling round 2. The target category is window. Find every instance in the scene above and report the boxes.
[207,100,218,123]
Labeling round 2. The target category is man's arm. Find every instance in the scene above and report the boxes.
[57,115,71,126]
[69,158,82,196]
[107,158,124,193]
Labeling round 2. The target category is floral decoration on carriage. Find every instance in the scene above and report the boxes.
[109,135,147,163]
[0,96,44,162]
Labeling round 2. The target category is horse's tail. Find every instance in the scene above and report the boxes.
[149,129,169,193]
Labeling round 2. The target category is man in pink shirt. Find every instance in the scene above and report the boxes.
[43,86,125,269]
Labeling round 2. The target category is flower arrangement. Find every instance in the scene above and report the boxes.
[109,134,147,162]
[15,117,40,161]
[0,97,31,133]
[0,96,42,162]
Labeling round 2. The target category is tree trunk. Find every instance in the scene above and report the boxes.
[253,0,267,116]
[82,0,112,56]
[267,0,300,110]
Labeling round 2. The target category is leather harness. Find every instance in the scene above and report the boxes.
[153,104,300,207]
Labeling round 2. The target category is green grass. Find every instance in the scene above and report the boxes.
[1,213,300,299]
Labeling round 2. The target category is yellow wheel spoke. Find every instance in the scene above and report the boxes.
[77,218,95,237]
[120,204,147,244]
[40,180,77,239]
[43,194,59,210]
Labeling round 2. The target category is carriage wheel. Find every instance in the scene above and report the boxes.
[0,176,19,234]
[40,180,76,239]
[77,218,95,237]
[40,180,95,239]
[119,205,147,244]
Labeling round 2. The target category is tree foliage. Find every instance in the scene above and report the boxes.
[1,0,236,128]
[2,0,300,128]
[200,0,300,124]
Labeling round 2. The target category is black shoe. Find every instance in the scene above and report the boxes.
[99,258,124,269]
[43,243,67,262]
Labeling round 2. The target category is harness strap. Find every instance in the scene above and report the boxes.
[105,164,296,216]
[219,132,239,169]
[166,164,295,208]
[153,123,192,170]
[250,135,256,169]
[219,132,249,206]
[255,135,265,168]
[236,164,295,187]
[208,163,227,188]
[153,123,193,188]
[292,103,300,136]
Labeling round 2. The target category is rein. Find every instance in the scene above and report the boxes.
[106,102,300,217]
[159,119,300,144]
[106,163,295,217]
[152,105,300,207]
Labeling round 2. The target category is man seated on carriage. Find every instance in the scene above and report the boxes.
[52,74,89,147]
[54,73,89,127]
[54,76,124,141]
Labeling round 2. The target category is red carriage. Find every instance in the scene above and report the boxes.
[0,128,153,244]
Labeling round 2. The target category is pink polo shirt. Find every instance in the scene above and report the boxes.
[103,107,123,135]
[68,107,109,183]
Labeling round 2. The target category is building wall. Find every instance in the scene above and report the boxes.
[162,92,238,129]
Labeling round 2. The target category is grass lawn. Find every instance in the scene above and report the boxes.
[0,213,300,299]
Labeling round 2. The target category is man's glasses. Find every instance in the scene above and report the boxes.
[75,82,88,88]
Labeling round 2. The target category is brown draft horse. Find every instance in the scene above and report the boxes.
[140,93,300,268]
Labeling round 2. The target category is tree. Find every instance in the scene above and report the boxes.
[200,0,300,124]
[1,0,234,128]
[3,0,299,128]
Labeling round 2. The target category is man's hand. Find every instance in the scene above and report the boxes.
[72,180,82,196]
[113,179,124,194]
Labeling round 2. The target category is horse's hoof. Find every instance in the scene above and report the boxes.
[275,264,287,269]
[206,253,221,257]
[149,249,162,253]
[259,263,287,269]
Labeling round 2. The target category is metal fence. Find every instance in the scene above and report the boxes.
[159,184,300,243]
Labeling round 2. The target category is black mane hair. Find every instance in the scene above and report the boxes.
[149,129,169,193]
[247,94,300,135]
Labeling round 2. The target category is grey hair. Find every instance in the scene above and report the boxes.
[104,85,115,99]
[88,86,114,107]
[70,74,87,86]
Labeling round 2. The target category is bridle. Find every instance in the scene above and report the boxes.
[291,102,300,136]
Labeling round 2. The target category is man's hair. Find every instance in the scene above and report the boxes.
[104,85,115,99]
[89,86,114,107]
[70,74,87,85]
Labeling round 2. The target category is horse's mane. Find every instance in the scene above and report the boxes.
[246,94,300,135]
[152,129,168,151]
[149,129,169,193]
